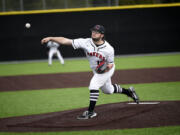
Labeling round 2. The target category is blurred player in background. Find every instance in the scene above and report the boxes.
[46,41,64,66]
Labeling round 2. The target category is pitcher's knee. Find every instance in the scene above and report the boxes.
[101,88,114,94]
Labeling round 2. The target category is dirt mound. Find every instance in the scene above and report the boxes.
[0,101,180,132]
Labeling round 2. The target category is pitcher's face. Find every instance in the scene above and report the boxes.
[91,31,104,42]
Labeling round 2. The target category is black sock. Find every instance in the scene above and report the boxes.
[88,101,96,113]
[88,89,99,113]
[113,84,131,96]
[122,88,131,97]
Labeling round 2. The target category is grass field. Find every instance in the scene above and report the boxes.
[0,53,180,135]
[0,53,180,76]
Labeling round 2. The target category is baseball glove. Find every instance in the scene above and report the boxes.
[95,61,107,74]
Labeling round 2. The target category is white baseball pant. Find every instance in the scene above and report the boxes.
[89,65,115,94]
[48,49,64,65]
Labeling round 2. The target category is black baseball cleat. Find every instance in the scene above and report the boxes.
[128,87,139,104]
[77,111,97,120]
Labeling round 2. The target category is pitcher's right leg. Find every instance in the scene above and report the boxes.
[113,84,139,104]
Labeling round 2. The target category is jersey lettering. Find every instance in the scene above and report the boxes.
[87,52,105,61]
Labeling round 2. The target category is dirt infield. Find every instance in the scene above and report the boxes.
[0,101,180,132]
[0,67,180,91]
[0,67,180,132]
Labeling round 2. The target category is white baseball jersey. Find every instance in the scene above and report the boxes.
[72,38,115,93]
[47,41,60,49]
[72,38,114,71]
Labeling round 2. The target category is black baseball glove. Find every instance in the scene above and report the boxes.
[95,61,107,74]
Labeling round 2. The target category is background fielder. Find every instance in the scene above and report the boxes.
[46,41,64,66]
[41,25,139,120]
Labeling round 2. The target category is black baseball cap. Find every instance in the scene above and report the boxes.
[90,25,105,34]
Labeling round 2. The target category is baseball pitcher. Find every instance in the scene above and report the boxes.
[41,25,139,120]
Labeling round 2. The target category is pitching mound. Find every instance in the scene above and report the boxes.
[0,101,180,132]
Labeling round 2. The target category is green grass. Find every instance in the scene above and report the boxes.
[0,126,180,135]
[115,53,180,69]
[0,59,90,76]
[0,82,180,118]
[0,53,180,76]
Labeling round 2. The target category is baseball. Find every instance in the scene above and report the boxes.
[25,23,31,28]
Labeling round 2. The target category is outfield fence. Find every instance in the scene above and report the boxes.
[0,0,179,12]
